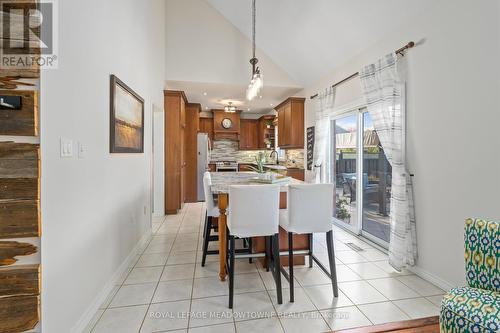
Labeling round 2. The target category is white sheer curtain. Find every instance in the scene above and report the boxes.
[313,88,336,183]
[359,53,417,270]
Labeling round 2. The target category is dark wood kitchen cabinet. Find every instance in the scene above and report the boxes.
[276,97,305,149]
[239,119,259,150]
[199,117,213,141]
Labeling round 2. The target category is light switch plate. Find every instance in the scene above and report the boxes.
[78,142,86,159]
[60,138,73,157]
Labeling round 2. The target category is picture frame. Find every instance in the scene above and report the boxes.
[109,75,144,153]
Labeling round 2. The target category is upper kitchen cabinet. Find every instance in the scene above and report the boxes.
[239,119,259,150]
[276,97,305,149]
[258,115,275,149]
[213,110,240,141]
[199,117,214,141]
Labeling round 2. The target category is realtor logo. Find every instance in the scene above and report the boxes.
[0,0,58,69]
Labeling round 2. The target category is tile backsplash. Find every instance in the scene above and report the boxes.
[211,139,304,168]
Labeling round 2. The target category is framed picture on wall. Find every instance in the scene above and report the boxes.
[109,74,144,153]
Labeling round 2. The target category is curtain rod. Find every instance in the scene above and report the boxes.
[310,41,415,99]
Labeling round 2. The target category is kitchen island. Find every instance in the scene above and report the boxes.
[210,172,311,281]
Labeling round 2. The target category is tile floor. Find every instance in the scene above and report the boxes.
[86,202,445,333]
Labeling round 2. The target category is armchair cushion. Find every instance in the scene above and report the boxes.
[440,286,499,332]
[464,218,500,292]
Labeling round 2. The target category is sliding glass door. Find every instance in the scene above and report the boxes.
[331,109,392,247]
[361,112,391,245]
[332,114,358,232]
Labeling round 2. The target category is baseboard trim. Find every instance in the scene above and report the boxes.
[71,229,152,333]
[408,265,455,292]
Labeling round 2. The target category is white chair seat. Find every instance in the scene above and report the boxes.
[279,209,290,231]
[207,205,220,218]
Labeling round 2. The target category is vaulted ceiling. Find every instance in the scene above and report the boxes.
[205,0,437,86]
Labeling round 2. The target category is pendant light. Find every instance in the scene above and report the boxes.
[246,0,263,101]
[224,102,236,113]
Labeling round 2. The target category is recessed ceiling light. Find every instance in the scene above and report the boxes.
[247,108,251,111]
[270,103,274,106]
[259,95,263,99]
[203,92,207,96]
[205,106,208,110]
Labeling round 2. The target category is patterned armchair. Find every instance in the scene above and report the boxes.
[440,218,499,332]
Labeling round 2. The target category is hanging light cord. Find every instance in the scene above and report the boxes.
[252,0,256,62]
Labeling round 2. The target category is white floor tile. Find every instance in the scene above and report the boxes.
[268,287,316,315]
[279,311,330,333]
[192,276,228,298]
[335,265,363,282]
[338,280,387,304]
[367,277,420,300]
[82,309,104,333]
[335,251,368,264]
[234,273,266,294]
[124,267,163,285]
[189,323,235,333]
[167,251,197,265]
[393,297,440,319]
[320,306,372,331]
[153,279,193,303]
[426,295,444,307]
[141,300,190,332]
[397,275,444,296]
[235,317,283,333]
[303,285,353,310]
[232,291,276,321]
[92,305,148,333]
[293,267,331,286]
[136,253,168,267]
[359,248,388,261]
[143,241,173,254]
[372,260,413,276]
[358,301,410,324]
[161,263,195,281]
[189,296,234,327]
[109,283,156,308]
[347,262,392,279]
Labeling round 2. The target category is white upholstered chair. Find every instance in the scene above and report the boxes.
[279,183,338,302]
[227,184,282,308]
[201,172,220,266]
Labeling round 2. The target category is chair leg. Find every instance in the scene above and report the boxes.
[248,237,253,263]
[201,216,212,267]
[228,235,235,308]
[308,233,313,268]
[202,212,208,238]
[272,233,283,305]
[326,230,339,297]
[288,232,294,302]
[265,236,271,272]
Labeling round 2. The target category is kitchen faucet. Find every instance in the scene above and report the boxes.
[269,150,279,165]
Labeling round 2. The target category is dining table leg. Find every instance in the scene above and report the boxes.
[218,193,228,281]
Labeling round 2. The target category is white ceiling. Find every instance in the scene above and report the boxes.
[205,0,437,86]
[166,80,301,114]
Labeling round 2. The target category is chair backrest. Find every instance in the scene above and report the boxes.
[203,172,217,215]
[464,218,499,292]
[227,185,280,238]
[287,184,334,234]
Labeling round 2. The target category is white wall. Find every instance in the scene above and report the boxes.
[153,105,165,216]
[40,0,166,331]
[300,0,500,288]
[165,0,298,87]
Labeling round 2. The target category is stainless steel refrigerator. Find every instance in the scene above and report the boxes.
[197,133,211,201]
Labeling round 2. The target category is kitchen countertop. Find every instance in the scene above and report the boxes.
[209,171,305,194]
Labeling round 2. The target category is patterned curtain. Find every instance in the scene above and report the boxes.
[359,53,417,270]
[313,88,336,183]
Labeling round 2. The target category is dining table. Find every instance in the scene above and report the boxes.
[209,171,311,281]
